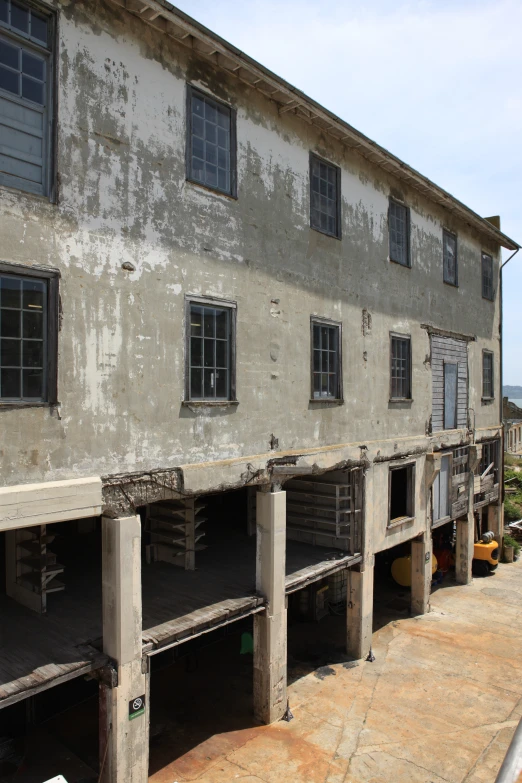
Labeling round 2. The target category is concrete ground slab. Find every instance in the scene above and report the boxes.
[150,562,522,783]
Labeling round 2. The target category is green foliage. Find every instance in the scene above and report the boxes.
[504,497,522,523]
[503,533,521,556]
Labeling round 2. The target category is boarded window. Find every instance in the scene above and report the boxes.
[389,199,410,266]
[187,301,235,400]
[311,318,342,400]
[444,362,458,429]
[310,154,341,238]
[443,230,458,286]
[186,85,236,197]
[0,0,52,196]
[0,265,58,402]
[390,334,411,399]
[482,252,494,300]
[389,463,414,524]
[432,454,451,523]
[431,335,468,432]
[482,351,494,399]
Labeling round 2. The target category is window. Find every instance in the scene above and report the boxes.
[443,229,458,286]
[310,154,341,238]
[186,85,236,197]
[432,453,451,524]
[389,199,410,266]
[389,463,415,525]
[0,0,53,197]
[0,263,58,402]
[443,362,458,429]
[482,351,494,399]
[482,252,494,300]
[311,318,342,400]
[390,334,411,400]
[186,298,236,401]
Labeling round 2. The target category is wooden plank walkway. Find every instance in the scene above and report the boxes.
[0,529,354,704]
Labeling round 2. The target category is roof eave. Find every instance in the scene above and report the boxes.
[109,0,520,251]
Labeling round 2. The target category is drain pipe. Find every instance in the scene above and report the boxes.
[495,716,522,782]
[500,247,519,505]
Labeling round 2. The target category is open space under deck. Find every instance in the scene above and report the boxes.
[0,521,359,705]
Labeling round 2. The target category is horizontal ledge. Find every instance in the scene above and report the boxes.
[309,398,344,405]
[387,516,415,529]
[182,400,239,408]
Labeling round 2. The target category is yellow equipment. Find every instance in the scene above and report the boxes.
[391,553,438,587]
[472,536,499,576]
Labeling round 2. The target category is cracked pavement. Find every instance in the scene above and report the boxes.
[149,561,522,783]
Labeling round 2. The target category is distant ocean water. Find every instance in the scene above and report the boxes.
[510,399,522,408]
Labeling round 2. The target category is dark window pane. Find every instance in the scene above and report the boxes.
[22,310,42,338]
[31,12,48,45]
[191,157,204,182]
[0,0,8,23]
[190,367,202,398]
[215,309,227,339]
[190,337,202,367]
[1,309,20,337]
[206,144,217,165]
[217,127,228,148]
[192,115,204,138]
[313,350,320,372]
[206,163,217,187]
[1,338,20,366]
[204,368,214,397]
[310,156,338,236]
[190,305,202,336]
[203,309,214,337]
[217,168,228,192]
[205,121,216,144]
[203,338,214,367]
[22,75,43,103]
[1,277,21,308]
[22,279,44,309]
[193,95,204,116]
[1,367,20,397]
[217,109,230,130]
[192,136,204,159]
[313,324,320,349]
[321,350,328,372]
[0,64,19,94]
[216,340,226,368]
[204,101,217,123]
[321,374,328,395]
[22,340,42,367]
[22,50,44,80]
[11,3,29,32]
[0,40,19,69]
[215,369,226,398]
[23,367,42,397]
[217,147,228,169]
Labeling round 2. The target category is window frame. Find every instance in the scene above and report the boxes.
[388,197,411,267]
[442,228,458,287]
[0,0,56,199]
[388,461,415,528]
[184,294,237,404]
[481,252,494,301]
[432,451,452,527]
[185,84,237,199]
[482,350,494,400]
[310,315,343,402]
[309,152,342,240]
[389,332,412,401]
[0,260,58,406]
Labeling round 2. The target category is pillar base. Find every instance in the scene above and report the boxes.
[411,533,431,616]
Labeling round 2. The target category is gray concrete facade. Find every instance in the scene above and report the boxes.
[0,0,516,780]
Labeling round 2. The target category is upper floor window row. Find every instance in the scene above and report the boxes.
[0,0,53,197]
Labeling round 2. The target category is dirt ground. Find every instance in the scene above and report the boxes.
[149,561,522,783]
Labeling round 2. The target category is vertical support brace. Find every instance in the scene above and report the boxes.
[346,558,374,660]
[411,532,432,616]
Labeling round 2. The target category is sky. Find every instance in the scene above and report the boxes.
[175,0,522,385]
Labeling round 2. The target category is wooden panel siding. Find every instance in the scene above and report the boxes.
[431,335,468,431]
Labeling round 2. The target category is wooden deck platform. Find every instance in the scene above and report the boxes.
[0,530,358,704]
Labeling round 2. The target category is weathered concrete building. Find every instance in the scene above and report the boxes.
[0,0,518,779]
[504,398,522,455]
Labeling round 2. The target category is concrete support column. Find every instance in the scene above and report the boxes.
[346,558,374,660]
[411,532,432,616]
[253,489,287,724]
[100,515,149,783]
[455,517,474,585]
